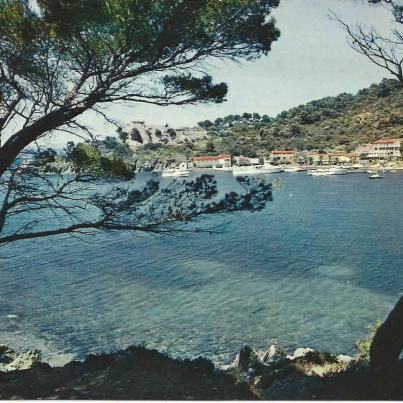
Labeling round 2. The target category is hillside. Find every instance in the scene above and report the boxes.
[200,79,403,157]
[66,79,403,167]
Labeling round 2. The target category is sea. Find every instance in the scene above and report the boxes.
[0,171,402,366]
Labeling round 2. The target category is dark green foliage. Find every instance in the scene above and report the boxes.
[33,148,57,166]
[197,119,214,129]
[65,141,133,178]
[162,74,228,104]
[101,136,132,158]
[206,79,403,154]
[99,156,133,179]
[143,143,162,151]
[204,140,216,154]
[66,142,99,169]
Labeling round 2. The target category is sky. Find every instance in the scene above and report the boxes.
[44,0,397,145]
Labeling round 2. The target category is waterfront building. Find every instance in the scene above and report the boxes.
[192,154,232,168]
[348,153,360,163]
[328,152,352,164]
[269,150,296,164]
[232,155,260,166]
[301,152,328,165]
[178,161,193,169]
[357,138,401,160]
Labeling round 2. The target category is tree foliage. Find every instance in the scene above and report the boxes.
[0,0,280,173]
[333,0,403,84]
[0,0,280,243]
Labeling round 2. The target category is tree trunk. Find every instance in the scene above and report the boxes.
[370,296,403,369]
[0,103,92,178]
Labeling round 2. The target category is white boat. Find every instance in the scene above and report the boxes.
[307,167,347,176]
[213,166,233,172]
[232,164,283,176]
[343,164,367,174]
[282,166,306,173]
[369,173,383,179]
[262,164,284,174]
[161,168,189,177]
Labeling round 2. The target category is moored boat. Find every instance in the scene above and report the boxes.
[369,173,383,179]
[307,167,347,176]
[161,168,190,177]
[282,166,306,173]
[232,164,283,176]
[213,166,233,171]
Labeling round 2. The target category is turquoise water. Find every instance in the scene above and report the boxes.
[0,172,402,365]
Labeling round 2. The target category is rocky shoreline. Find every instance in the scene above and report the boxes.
[0,342,402,400]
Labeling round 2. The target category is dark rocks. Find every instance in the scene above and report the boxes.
[370,295,403,370]
[236,346,262,374]
[260,344,287,365]
[0,345,257,400]
[221,344,358,399]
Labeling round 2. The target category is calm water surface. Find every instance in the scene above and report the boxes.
[1,172,402,365]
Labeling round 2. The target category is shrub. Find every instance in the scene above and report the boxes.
[355,320,382,361]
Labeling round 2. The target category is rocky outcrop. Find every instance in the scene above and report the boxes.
[1,341,402,400]
[370,296,403,370]
[0,345,41,372]
[222,344,358,399]
[0,346,256,400]
[119,121,208,149]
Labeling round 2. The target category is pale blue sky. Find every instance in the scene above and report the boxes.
[47,0,396,145]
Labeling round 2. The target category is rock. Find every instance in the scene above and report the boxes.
[11,350,42,371]
[287,347,315,360]
[0,346,41,372]
[370,296,403,370]
[260,344,287,365]
[235,346,261,374]
[223,346,267,382]
[337,354,354,365]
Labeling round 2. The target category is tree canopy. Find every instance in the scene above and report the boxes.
[0,0,280,173]
[0,0,280,244]
[333,0,403,84]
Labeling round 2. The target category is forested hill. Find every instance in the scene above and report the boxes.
[200,79,403,156]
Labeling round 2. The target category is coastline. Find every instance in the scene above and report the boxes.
[1,342,402,400]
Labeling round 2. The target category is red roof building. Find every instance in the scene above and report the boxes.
[192,154,232,168]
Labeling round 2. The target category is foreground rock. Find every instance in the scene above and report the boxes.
[0,345,41,372]
[0,346,256,400]
[0,343,402,399]
[222,344,358,399]
[370,296,403,370]
[222,344,403,400]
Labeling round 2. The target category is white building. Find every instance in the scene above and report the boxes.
[269,150,297,164]
[232,155,260,166]
[357,138,401,160]
[192,154,232,168]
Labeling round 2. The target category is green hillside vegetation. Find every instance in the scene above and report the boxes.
[198,79,403,156]
[64,79,403,167]
[64,141,135,179]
